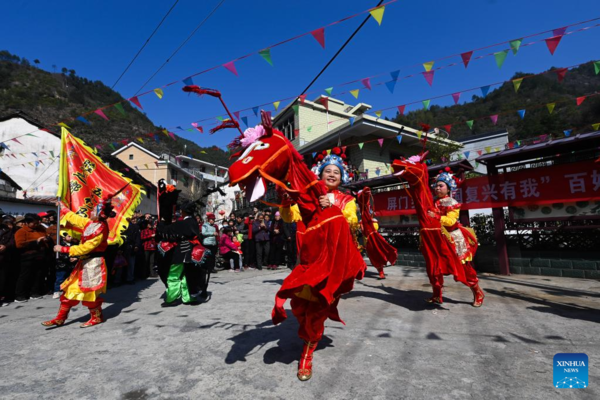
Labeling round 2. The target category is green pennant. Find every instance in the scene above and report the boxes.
[50,151,54,158]
[307,126,312,132]
[595,61,600,75]
[512,78,523,93]
[466,120,474,129]
[26,133,38,137]
[292,104,299,115]
[495,50,509,69]
[259,48,273,66]
[114,103,126,115]
[109,144,116,151]
[546,103,556,114]
[509,39,522,55]
[422,99,431,110]
[358,142,364,149]
[216,116,225,121]
[325,87,333,96]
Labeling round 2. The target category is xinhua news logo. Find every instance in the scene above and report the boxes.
[553,353,588,389]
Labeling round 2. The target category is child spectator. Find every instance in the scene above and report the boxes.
[219,227,241,272]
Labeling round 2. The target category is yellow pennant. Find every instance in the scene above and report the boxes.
[326,149,331,155]
[144,164,149,169]
[369,6,385,26]
[417,130,422,139]
[423,61,434,72]
[485,146,492,153]
[350,89,360,99]
[273,101,281,111]
[512,78,523,93]
[163,129,170,137]
[375,111,382,118]
[137,137,144,144]
[154,88,164,99]
[57,122,71,129]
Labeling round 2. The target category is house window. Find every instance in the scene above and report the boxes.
[171,169,178,182]
[129,154,134,160]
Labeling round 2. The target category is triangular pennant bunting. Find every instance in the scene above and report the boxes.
[320,97,329,111]
[223,61,238,76]
[416,131,422,139]
[564,129,572,137]
[480,86,490,98]
[464,151,470,159]
[509,39,522,55]
[377,138,384,147]
[77,116,91,125]
[114,103,126,115]
[397,105,405,115]
[466,120,474,129]
[324,87,333,96]
[423,61,434,72]
[350,89,360,99]
[299,94,307,104]
[485,146,492,153]
[594,61,600,75]
[576,96,586,106]
[252,107,259,116]
[58,122,71,129]
[385,80,396,94]
[422,99,430,110]
[369,6,385,26]
[375,111,382,118]
[273,101,280,111]
[153,88,164,99]
[547,103,556,114]
[233,111,240,121]
[94,109,109,121]
[183,77,194,86]
[553,27,567,36]
[443,124,452,133]
[517,109,526,119]
[556,68,568,82]
[461,51,473,68]
[292,105,299,115]
[512,78,523,93]
[130,96,143,109]
[241,116,249,127]
[349,117,355,126]
[451,92,461,105]
[311,28,326,49]
[545,35,563,55]
[494,50,508,68]
[593,123,600,131]
[259,48,273,66]
[358,143,364,150]
[422,70,435,86]
[396,135,402,144]
[361,78,372,90]
[490,115,499,125]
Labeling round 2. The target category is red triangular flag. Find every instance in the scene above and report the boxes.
[545,35,563,55]
[477,150,483,156]
[556,68,568,82]
[461,51,473,68]
[311,28,325,49]
[451,92,461,105]
[293,129,299,139]
[320,97,329,111]
[94,109,109,121]
[443,124,452,133]
[11,138,22,145]
[299,94,307,104]
[342,146,347,153]
[422,70,435,86]
[397,105,405,115]
[223,61,238,76]
[129,96,143,109]
[361,78,372,90]
[576,96,586,106]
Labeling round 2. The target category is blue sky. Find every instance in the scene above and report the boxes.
[3,0,599,149]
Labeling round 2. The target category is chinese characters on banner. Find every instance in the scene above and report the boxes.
[57,128,143,244]
[374,160,600,216]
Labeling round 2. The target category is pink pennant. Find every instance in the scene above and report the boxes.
[451,92,461,105]
[422,70,435,87]
[461,51,473,68]
[169,132,177,140]
[299,94,307,104]
[129,96,143,109]
[11,154,17,158]
[545,35,563,55]
[377,138,384,147]
[553,27,567,36]
[397,105,405,115]
[555,68,568,82]
[490,115,499,125]
[233,111,240,121]
[311,28,325,49]
[11,138,22,145]
[223,61,238,76]
[576,96,586,106]
[539,134,548,141]
[361,78,372,90]
[94,109,109,121]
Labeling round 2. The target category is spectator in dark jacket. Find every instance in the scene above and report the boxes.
[120,217,141,285]
[14,214,51,302]
[252,213,270,270]
[268,212,285,269]
[0,217,16,306]
[283,221,298,269]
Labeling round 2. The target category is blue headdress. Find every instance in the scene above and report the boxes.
[314,153,351,185]
[434,168,458,192]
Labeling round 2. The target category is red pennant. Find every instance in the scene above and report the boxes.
[556,68,568,82]
[477,150,483,156]
[451,92,461,105]
[94,109,109,121]
[129,96,143,109]
[11,138,22,145]
[233,111,240,121]
[342,146,347,153]
[361,78,372,90]
[545,35,563,55]
[311,28,325,49]
[397,105,405,115]
[461,51,473,68]
[299,94,307,104]
[293,129,299,139]
[508,142,515,149]
[320,97,329,111]
[576,96,586,106]
[443,124,452,133]
[223,61,238,76]
[422,70,435,86]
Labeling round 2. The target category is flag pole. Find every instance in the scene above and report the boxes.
[56,196,60,260]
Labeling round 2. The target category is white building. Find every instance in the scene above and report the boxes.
[0,112,61,198]
[454,130,509,175]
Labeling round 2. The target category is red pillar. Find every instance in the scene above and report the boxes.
[488,164,510,275]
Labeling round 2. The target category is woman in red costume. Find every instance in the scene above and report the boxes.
[427,169,484,307]
[42,198,115,328]
[279,148,361,381]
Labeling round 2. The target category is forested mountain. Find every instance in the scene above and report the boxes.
[0,51,232,166]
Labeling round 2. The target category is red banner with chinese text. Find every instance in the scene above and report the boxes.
[374,160,600,216]
[57,128,144,244]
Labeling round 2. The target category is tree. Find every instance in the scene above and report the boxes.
[34,59,40,65]
[61,67,68,74]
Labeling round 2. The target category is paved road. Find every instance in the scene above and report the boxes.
[1,262,598,399]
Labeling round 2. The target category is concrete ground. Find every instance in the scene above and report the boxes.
[0,261,599,400]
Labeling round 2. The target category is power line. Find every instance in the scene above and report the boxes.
[133,0,227,95]
[111,0,180,90]
[299,0,385,95]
